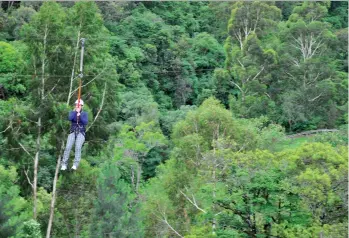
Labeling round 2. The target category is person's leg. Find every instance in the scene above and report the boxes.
[62,133,76,167]
[73,133,85,168]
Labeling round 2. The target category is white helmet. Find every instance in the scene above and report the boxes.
[75,99,84,106]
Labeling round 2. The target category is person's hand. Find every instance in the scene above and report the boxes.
[75,106,81,113]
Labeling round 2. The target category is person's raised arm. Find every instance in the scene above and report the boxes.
[68,111,77,121]
[80,112,88,125]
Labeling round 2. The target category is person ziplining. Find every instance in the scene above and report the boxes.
[61,38,88,171]
[61,99,88,171]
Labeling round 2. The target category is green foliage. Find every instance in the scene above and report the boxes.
[113,121,167,182]
[324,1,348,29]
[173,97,239,150]
[276,143,348,225]
[310,129,348,147]
[91,162,143,237]
[6,6,36,40]
[0,41,21,73]
[217,165,312,237]
[53,161,99,238]
[0,165,30,238]
[0,2,347,237]
[160,105,197,136]
[290,1,329,23]
[141,159,187,238]
[118,86,159,126]
[185,225,217,238]
[0,41,27,96]
[17,219,41,238]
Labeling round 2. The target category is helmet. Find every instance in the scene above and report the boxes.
[75,99,84,106]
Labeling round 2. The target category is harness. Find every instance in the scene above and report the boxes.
[74,123,83,138]
[70,113,85,139]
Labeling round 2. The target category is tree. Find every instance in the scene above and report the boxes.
[113,121,167,191]
[5,6,36,40]
[53,161,98,238]
[324,1,348,29]
[17,219,42,238]
[160,105,196,137]
[225,2,281,120]
[277,143,348,225]
[227,1,281,50]
[0,41,26,97]
[117,86,160,127]
[0,165,30,237]
[90,162,143,238]
[20,1,67,220]
[278,2,342,129]
[142,159,187,238]
[216,163,311,237]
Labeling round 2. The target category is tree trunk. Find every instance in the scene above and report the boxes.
[33,117,41,220]
[136,162,141,194]
[212,147,217,235]
[46,142,65,238]
[34,25,48,220]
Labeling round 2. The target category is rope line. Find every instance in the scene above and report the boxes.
[0,68,218,78]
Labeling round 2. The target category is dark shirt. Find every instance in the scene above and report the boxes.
[69,111,88,136]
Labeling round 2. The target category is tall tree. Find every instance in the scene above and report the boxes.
[278,1,342,130]
[90,162,143,238]
[225,2,281,120]
[20,1,66,220]
[0,165,31,237]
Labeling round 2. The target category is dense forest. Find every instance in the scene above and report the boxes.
[0,1,348,237]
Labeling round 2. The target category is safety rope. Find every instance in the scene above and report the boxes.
[76,38,85,127]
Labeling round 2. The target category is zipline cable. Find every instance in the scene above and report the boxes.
[77,38,85,108]
[77,38,85,125]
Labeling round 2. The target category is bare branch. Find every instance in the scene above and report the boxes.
[251,66,265,81]
[286,71,298,82]
[46,141,65,238]
[86,81,107,132]
[237,59,245,69]
[0,123,12,133]
[43,79,61,100]
[180,190,207,214]
[154,211,184,238]
[238,142,249,152]
[18,142,35,160]
[308,93,323,102]
[230,81,243,94]
[24,168,34,189]
[291,58,300,67]
[253,8,260,32]
[69,67,107,101]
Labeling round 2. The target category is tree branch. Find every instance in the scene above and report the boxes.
[24,168,34,189]
[154,212,184,238]
[308,93,322,102]
[0,123,12,133]
[86,81,107,132]
[179,190,207,213]
[230,81,243,94]
[43,79,61,100]
[18,142,35,160]
[69,67,107,101]
[251,66,265,81]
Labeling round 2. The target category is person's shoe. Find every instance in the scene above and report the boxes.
[61,164,67,171]
[71,165,77,170]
